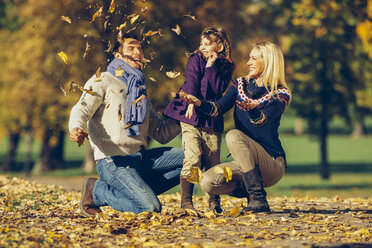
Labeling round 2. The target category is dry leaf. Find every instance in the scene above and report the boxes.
[109,0,115,13]
[183,13,196,21]
[95,64,102,79]
[83,42,91,58]
[130,14,140,24]
[105,41,113,53]
[166,71,181,79]
[57,51,68,64]
[90,7,103,23]
[223,167,233,183]
[61,16,71,24]
[149,77,157,82]
[115,69,124,77]
[117,22,127,30]
[118,104,122,121]
[171,24,181,35]
[131,94,146,106]
[228,206,241,217]
[187,166,203,184]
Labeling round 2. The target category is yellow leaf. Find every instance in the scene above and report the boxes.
[183,13,196,21]
[115,69,124,77]
[131,94,146,105]
[149,77,157,82]
[145,30,159,37]
[109,0,115,13]
[213,166,224,174]
[172,24,181,35]
[223,166,232,183]
[83,42,91,58]
[228,206,241,217]
[95,64,102,78]
[117,22,127,30]
[130,14,140,24]
[204,211,216,219]
[185,208,199,217]
[187,166,203,184]
[90,7,103,23]
[57,51,68,64]
[61,16,71,24]
[118,104,122,121]
[166,71,181,78]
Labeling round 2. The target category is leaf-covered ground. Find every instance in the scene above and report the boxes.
[0,175,371,248]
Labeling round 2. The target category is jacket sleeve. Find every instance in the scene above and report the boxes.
[181,54,202,96]
[198,85,237,117]
[201,61,232,98]
[148,109,181,144]
[68,75,105,132]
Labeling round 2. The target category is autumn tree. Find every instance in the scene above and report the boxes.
[282,0,370,179]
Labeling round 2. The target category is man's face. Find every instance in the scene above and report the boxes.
[118,38,144,69]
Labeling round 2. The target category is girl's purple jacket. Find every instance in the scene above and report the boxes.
[163,52,233,133]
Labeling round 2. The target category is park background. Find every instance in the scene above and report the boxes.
[0,0,371,198]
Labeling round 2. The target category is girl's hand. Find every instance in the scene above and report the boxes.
[206,52,218,67]
[179,90,201,107]
[236,100,259,110]
[185,104,194,119]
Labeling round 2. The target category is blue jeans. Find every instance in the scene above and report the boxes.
[93,147,183,214]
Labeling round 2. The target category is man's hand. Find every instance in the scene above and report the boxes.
[179,90,201,107]
[70,127,89,147]
[185,104,194,119]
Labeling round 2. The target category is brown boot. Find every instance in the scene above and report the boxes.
[180,176,197,211]
[208,195,223,213]
[80,177,102,217]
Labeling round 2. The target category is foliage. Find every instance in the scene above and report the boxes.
[0,175,371,247]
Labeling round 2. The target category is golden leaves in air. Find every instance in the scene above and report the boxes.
[90,6,103,23]
[187,166,203,184]
[129,14,140,25]
[172,24,181,35]
[166,70,181,79]
[61,16,71,24]
[109,0,115,13]
[94,64,102,82]
[83,42,91,58]
[57,51,68,64]
[115,66,124,77]
[131,94,146,106]
[118,104,122,121]
[183,13,196,21]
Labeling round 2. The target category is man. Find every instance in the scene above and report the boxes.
[69,33,184,217]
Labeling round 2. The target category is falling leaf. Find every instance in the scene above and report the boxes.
[213,167,224,175]
[61,16,71,23]
[223,167,232,183]
[118,104,122,121]
[117,22,127,30]
[149,77,157,82]
[57,51,68,64]
[131,94,146,105]
[106,104,110,109]
[95,64,102,79]
[82,86,97,95]
[145,30,160,37]
[90,7,103,23]
[187,166,203,184]
[109,0,115,13]
[166,71,181,79]
[183,13,196,21]
[130,14,140,24]
[171,24,181,35]
[115,69,124,77]
[160,65,164,71]
[141,7,148,13]
[228,206,241,217]
[59,84,67,96]
[83,42,91,58]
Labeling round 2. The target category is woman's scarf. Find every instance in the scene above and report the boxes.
[107,58,148,136]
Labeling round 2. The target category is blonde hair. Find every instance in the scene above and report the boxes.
[201,26,233,60]
[246,42,290,95]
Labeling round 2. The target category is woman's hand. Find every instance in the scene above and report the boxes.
[206,52,218,67]
[179,90,201,107]
[185,104,194,119]
[236,100,259,110]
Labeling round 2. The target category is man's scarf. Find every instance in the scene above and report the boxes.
[107,58,148,136]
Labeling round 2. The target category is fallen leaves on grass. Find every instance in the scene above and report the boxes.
[0,175,371,247]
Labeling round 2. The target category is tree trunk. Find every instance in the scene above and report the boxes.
[320,114,330,179]
[32,129,65,175]
[351,119,366,138]
[24,129,34,177]
[294,117,304,135]
[82,142,95,173]
[2,131,20,172]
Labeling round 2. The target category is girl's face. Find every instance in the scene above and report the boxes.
[247,47,265,78]
[199,35,223,59]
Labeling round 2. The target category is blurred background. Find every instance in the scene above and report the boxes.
[0,0,371,197]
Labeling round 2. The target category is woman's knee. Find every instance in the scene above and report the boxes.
[225,129,245,147]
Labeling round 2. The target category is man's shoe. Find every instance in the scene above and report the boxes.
[80,177,102,217]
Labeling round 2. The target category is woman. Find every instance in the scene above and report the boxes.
[180,41,291,213]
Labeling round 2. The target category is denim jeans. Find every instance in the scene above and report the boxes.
[93,147,184,214]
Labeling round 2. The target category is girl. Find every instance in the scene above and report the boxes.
[180,42,291,213]
[163,27,235,213]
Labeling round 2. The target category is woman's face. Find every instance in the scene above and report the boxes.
[247,47,265,78]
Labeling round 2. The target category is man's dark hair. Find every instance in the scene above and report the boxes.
[113,32,140,52]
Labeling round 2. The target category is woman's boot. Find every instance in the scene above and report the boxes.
[208,195,223,213]
[242,167,270,213]
[180,176,196,211]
